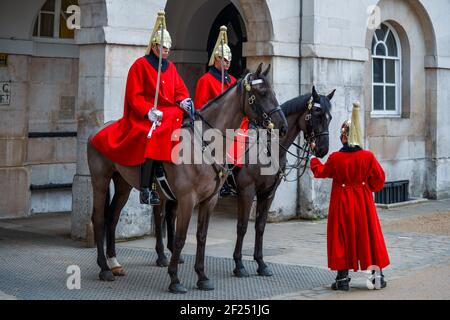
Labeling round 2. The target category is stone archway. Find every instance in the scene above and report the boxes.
[164,0,274,94]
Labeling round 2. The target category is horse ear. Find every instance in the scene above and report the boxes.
[327,89,336,101]
[262,64,271,77]
[312,86,320,101]
[256,63,263,75]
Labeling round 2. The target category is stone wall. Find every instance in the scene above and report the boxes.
[0,54,78,217]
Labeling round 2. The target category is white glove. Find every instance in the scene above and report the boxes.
[148,108,163,123]
[179,98,194,114]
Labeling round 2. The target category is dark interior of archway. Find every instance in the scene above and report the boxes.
[207,3,247,78]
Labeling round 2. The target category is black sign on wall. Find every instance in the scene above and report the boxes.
[0,82,11,106]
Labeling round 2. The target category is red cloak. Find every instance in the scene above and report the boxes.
[310,149,390,271]
[91,56,189,166]
[194,69,248,167]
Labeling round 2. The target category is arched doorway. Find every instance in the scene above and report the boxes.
[207,3,247,77]
[165,0,256,94]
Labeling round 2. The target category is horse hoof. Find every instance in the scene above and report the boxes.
[233,267,250,278]
[156,257,169,267]
[197,279,214,291]
[169,283,188,294]
[111,267,126,277]
[99,270,115,281]
[257,266,273,277]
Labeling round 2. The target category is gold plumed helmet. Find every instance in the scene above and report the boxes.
[208,26,232,66]
[341,101,364,148]
[146,10,172,55]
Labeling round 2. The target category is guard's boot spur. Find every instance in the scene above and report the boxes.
[331,270,351,291]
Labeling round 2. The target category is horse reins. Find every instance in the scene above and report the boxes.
[277,96,329,183]
[191,73,283,182]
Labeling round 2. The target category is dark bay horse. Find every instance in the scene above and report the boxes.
[231,86,335,277]
[87,63,288,293]
[153,86,335,278]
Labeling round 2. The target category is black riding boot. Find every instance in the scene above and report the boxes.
[331,269,351,291]
[371,269,387,289]
[139,159,161,206]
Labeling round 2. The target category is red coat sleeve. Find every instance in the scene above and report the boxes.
[194,76,212,110]
[310,154,335,179]
[125,61,152,119]
[367,152,386,192]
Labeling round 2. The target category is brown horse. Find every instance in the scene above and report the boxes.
[87,63,288,294]
[154,87,335,278]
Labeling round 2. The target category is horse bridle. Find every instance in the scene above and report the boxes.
[192,72,284,178]
[304,96,329,149]
[242,73,283,131]
[276,96,330,183]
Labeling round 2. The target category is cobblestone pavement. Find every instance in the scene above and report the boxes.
[0,198,449,300]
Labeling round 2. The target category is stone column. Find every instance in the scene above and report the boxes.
[71,0,160,240]
[243,44,300,222]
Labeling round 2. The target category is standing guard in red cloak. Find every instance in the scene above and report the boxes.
[90,11,192,206]
[310,102,390,291]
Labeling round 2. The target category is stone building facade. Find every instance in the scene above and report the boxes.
[0,0,449,240]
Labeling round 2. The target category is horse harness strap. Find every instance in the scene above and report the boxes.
[242,74,283,131]
[304,97,329,143]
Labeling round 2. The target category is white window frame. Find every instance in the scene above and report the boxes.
[371,22,402,118]
[32,0,75,43]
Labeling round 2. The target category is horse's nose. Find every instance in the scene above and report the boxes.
[280,124,288,137]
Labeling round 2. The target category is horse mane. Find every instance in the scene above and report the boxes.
[198,72,270,112]
[199,79,242,112]
[281,93,332,117]
[281,94,311,117]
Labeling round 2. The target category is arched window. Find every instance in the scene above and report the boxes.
[372,23,401,116]
[32,0,78,40]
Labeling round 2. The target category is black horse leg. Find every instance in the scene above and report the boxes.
[166,200,184,264]
[254,195,274,276]
[233,188,255,277]
[167,196,194,294]
[92,177,115,282]
[194,196,217,290]
[154,200,169,267]
[105,173,131,276]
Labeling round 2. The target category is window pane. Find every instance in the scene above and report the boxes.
[386,31,398,57]
[40,13,54,37]
[374,85,384,111]
[373,58,384,83]
[386,86,396,111]
[386,60,396,84]
[41,0,55,11]
[375,25,387,42]
[61,0,78,11]
[376,43,386,56]
[33,18,38,36]
[60,14,75,39]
